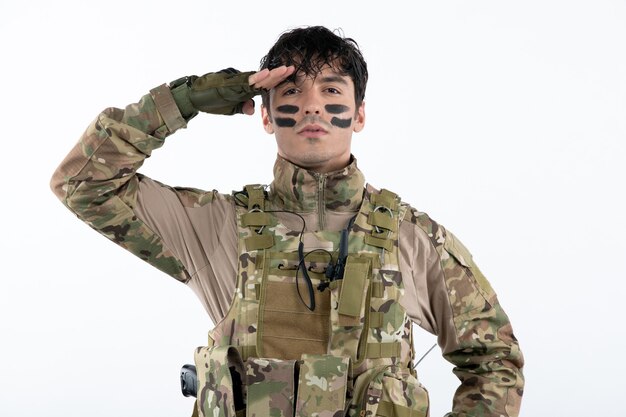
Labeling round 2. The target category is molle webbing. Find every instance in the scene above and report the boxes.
[215,184,412,370]
[364,189,401,251]
[244,184,266,210]
[243,184,274,250]
[200,183,425,417]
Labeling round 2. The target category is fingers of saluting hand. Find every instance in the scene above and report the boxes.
[249,65,295,90]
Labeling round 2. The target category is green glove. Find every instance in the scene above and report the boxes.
[171,68,259,116]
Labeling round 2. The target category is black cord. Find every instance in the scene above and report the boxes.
[233,190,357,311]
[295,247,333,311]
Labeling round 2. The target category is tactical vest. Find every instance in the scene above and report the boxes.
[193,186,429,417]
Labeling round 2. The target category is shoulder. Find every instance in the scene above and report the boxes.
[364,183,447,248]
[400,203,447,252]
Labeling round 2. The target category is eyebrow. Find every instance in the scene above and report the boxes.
[276,74,349,88]
[319,75,348,85]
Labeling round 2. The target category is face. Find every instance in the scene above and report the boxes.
[261,66,365,173]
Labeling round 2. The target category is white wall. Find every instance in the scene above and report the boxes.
[1,1,624,416]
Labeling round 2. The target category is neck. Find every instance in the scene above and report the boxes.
[269,155,365,219]
[277,151,352,174]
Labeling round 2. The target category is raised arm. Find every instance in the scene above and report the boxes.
[50,66,295,283]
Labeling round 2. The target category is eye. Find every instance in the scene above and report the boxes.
[283,87,299,96]
[325,87,341,94]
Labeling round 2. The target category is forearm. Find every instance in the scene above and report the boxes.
[443,302,524,417]
[50,84,189,203]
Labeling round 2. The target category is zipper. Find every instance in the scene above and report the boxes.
[317,173,326,230]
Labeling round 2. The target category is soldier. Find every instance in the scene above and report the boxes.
[51,26,524,417]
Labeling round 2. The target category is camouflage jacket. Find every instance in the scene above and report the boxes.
[51,84,524,416]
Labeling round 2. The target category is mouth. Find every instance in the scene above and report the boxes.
[297,124,328,137]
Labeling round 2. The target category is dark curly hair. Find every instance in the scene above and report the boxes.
[259,26,368,109]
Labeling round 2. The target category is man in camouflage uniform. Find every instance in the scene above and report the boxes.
[51,26,524,416]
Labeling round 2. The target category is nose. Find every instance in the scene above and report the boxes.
[302,91,322,115]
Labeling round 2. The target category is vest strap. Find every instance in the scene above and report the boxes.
[245,234,274,251]
[369,312,383,328]
[364,234,394,251]
[244,184,266,210]
[376,400,415,417]
[371,282,384,298]
[368,211,398,232]
[366,342,401,359]
[370,189,399,211]
[240,212,272,227]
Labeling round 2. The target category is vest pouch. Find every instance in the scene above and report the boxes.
[246,357,297,417]
[329,256,372,360]
[194,345,246,417]
[350,367,429,417]
[295,354,350,417]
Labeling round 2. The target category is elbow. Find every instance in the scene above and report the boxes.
[50,168,68,202]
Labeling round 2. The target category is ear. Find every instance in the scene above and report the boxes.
[352,101,366,133]
[261,105,275,134]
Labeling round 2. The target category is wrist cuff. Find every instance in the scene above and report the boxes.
[170,79,198,121]
[150,84,190,132]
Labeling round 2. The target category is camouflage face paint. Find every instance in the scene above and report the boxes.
[273,105,299,127]
[325,104,352,128]
[325,104,350,114]
[275,118,297,127]
[331,117,352,128]
[276,105,299,114]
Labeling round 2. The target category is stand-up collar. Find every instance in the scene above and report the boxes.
[269,156,365,213]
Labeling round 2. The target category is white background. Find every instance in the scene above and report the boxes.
[1,1,625,416]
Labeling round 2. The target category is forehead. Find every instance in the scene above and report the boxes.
[280,65,353,88]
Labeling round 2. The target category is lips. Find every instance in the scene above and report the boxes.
[298,124,328,135]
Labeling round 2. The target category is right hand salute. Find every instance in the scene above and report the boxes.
[176,65,295,116]
[244,65,295,115]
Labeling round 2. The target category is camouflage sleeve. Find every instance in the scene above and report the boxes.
[439,227,524,417]
[404,210,524,417]
[50,84,196,283]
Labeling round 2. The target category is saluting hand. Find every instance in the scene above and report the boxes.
[242,65,296,115]
[183,66,295,116]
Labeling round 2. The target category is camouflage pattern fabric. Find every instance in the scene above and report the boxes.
[50,88,191,283]
[406,208,525,416]
[271,158,365,217]
[187,68,259,115]
[295,355,350,417]
[194,346,246,417]
[51,83,524,416]
[246,358,297,417]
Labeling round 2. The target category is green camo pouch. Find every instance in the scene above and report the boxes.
[194,345,246,417]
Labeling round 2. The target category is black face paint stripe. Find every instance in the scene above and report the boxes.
[331,117,352,128]
[275,118,296,127]
[276,105,299,114]
[325,104,350,114]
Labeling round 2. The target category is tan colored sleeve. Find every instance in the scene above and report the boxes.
[133,179,239,323]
